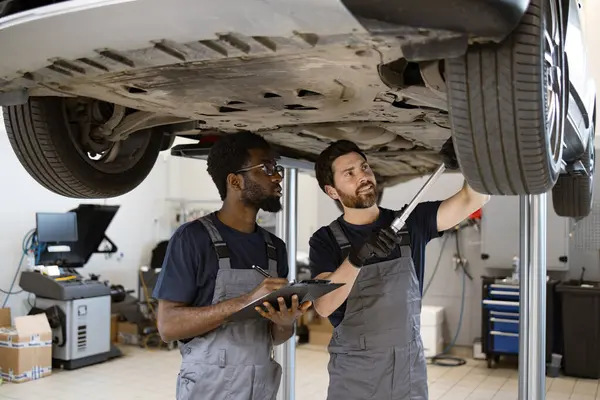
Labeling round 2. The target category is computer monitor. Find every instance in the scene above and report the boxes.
[37,205,120,268]
[36,212,78,243]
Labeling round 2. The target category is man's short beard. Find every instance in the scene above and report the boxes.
[256,196,282,213]
[337,183,377,209]
[241,179,282,213]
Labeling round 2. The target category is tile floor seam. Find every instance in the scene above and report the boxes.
[472,376,502,398]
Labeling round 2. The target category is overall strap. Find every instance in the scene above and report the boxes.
[258,227,278,275]
[328,219,352,260]
[393,209,412,258]
[198,213,231,270]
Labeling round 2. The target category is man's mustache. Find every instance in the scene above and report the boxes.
[357,182,375,193]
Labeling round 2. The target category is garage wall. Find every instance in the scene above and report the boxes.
[0,120,318,319]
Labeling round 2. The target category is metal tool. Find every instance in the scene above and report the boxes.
[252,264,272,278]
[390,163,446,233]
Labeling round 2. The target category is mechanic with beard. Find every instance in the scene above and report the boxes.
[308,139,489,400]
[153,132,311,400]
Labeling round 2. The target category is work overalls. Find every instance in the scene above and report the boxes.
[326,217,428,400]
[176,213,282,400]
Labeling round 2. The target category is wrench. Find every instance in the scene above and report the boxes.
[390,163,446,233]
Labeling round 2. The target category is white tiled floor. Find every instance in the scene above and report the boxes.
[1,344,598,400]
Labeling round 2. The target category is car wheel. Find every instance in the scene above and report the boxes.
[445,0,566,195]
[4,97,163,198]
[552,125,595,218]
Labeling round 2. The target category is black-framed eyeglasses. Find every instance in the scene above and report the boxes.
[235,163,285,178]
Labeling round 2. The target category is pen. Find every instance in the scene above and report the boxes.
[252,264,272,278]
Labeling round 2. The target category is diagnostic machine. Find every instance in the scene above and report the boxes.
[20,204,122,370]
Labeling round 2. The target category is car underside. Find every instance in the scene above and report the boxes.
[13,32,453,180]
[0,0,596,217]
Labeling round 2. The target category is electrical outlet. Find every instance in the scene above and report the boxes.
[452,255,468,270]
[452,255,460,269]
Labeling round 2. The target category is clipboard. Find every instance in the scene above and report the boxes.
[227,279,345,322]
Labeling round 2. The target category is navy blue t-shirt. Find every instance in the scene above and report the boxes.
[308,202,443,327]
[152,214,289,307]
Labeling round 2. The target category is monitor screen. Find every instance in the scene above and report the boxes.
[36,212,78,243]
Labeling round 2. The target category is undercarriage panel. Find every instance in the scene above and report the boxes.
[0,0,457,185]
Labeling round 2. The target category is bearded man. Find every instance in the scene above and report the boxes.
[154,132,310,400]
[309,139,489,400]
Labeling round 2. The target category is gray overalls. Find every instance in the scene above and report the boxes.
[326,218,428,400]
[176,213,282,400]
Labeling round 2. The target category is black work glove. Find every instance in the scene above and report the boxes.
[348,227,401,268]
[440,137,459,170]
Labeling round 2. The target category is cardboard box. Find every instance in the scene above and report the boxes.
[307,315,334,346]
[0,308,10,330]
[0,308,52,383]
[0,308,8,386]
[301,308,316,326]
[110,314,118,344]
[117,321,139,346]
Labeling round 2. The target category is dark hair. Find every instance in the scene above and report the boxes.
[206,132,271,200]
[314,140,367,193]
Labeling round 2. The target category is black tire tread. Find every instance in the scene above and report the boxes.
[5,100,88,197]
[446,0,560,195]
[552,174,591,217]
[552,131,594,218]
[4,97,162,198]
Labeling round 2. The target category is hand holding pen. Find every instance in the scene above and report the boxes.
[250,265,311,325]
[246,265,288,303]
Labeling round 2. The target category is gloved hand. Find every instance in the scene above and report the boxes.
[348,227,401,268]
[440,137,459,170]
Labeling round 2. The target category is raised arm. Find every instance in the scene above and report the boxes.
[436,180,490,232]
[436,137,491,232]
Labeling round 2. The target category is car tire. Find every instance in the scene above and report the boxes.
[552,127,595,218]
[4,97,163,198]
[445,0,566,195]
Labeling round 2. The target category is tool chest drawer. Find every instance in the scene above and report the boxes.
[490,317,519,334]
[490,331,519,353]
[487,284,520,300]
[482,299,519,313]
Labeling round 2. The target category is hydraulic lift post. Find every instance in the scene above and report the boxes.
[275,167,299,400]
[518,193,547,400]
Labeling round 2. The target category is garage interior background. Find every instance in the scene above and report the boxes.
[1,0,600,352]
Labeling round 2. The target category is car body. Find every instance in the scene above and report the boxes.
[0,0,595,216]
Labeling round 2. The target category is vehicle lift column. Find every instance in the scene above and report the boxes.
[392,164,549,399]
[275,167,298,400]
[518,193,547,400]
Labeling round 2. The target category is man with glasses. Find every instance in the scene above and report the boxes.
[153,132,311,400]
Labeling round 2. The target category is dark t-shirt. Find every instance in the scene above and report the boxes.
[308,202,443,327]
[152,215,289,307]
